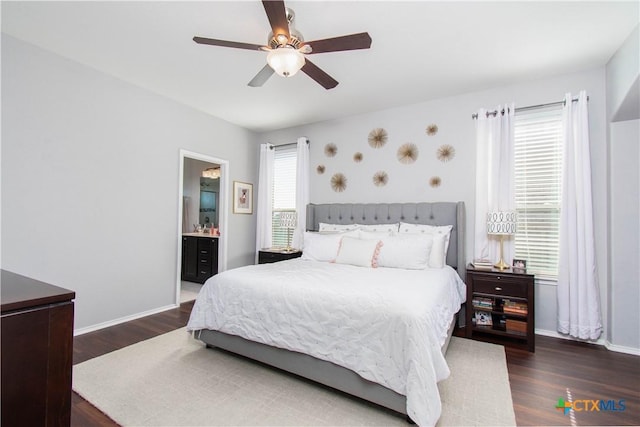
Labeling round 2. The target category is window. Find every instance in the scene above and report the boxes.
[513,107,563,279]
[271,146,297,247]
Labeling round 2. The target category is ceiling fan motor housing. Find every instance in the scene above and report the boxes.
[268,8,303,48]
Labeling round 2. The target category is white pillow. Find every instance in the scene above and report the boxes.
[399,223,453,267]
[357,230,396,240]
[381,234,434,269]
[334,236,383,268]
[355,223,400,233]
[318,223,361,232]
[301,232,343,262]
[429,234,447,268]
[357,233,434,270]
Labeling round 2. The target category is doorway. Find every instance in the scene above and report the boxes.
[176,150,229,305]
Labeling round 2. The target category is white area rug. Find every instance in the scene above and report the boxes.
[73,328,516,426]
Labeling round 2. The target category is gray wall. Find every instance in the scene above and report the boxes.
[260,67,612,345]
[606,25,640,352]
[1,35,259,331]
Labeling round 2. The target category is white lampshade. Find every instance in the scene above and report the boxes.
[279,212,297,229]
[267,47,305,77]
[486,211,517,235]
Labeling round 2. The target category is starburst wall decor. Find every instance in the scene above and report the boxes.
[316,165,325,174]
[368,128,388,148]
[373,171,388,187]
[324,143,337,157]
[397,143,419,164]
[426,124,439,136]
[330,173,347,192]
[437,144,455,162]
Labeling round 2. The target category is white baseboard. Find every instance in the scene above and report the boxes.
[74,304,179,336]
[535,328,640,355]
[604,341,640,356]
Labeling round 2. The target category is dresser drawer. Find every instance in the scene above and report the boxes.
[472,275,528,298]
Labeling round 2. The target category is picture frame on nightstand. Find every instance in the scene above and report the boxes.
[512,258,527,274]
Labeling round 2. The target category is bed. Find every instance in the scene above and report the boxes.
[187,202,466,426]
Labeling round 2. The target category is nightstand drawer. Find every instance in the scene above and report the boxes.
[473,275,528,298]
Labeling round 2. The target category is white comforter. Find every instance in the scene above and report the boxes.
[186,259,466,426]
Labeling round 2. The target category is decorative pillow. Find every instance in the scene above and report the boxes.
[334,236,383,268]
[355,223,400,233]
[301,232,343,262]
[318,223,361,232]
[399,223,453,267]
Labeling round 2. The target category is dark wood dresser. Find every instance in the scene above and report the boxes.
[1,270,75,426]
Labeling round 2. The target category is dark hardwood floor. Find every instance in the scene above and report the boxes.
[72,301,639,426]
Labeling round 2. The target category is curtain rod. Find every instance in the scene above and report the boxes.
[268,139,310,150]
[471,96,589,120]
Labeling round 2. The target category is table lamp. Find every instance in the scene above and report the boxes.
[486,211,517,271]
[279,212,297,253]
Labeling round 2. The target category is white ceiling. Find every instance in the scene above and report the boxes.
[2,1,638,132]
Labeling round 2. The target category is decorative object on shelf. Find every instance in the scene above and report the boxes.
[397,143,419,164]
[429,176,441,188]
[201,167,221,179]
[372,171,388,187]
[512,258,527,274]
[368,128,388,148]
[278,212,297,253]
[330,173,347,192]
[426,124,439,136]
[232,181,253,214]
[437,144,456,162]
[353,152,363,162]
[316,165,325,174]
[486,211,517,270]
[324,143,337,157]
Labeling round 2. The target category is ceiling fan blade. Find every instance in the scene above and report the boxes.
[303,32,372,54]
[193,36,264,51]
[248,64,275,87]
[262,0,290,42]
[301,59,338,90]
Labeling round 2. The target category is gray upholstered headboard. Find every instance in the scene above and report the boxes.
[306,202,466,278]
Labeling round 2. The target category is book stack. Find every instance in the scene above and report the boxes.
[472,297,493,310]
[470,259,493,270]
[503,299,528,315]
[506,319,527,333]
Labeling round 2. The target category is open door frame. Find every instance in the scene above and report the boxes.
[176,149,229,305]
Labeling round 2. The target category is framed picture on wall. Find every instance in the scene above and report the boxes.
[233,181,253,214]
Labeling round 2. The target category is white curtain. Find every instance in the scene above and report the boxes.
[255,143,274,259]
[293,137,309,249]
[557,91,602,340]
[474,104,516,262]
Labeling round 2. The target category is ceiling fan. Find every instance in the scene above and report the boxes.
[193,0,372,89]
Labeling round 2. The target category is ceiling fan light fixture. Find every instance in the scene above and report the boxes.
[267,47,305,77]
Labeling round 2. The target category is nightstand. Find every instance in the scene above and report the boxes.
[258,249,302,264]
[466,266,535,352]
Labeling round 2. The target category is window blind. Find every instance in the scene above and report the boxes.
[513,107,563,279]
[272,146,297,248]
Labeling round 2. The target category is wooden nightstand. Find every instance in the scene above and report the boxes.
[466,266,535,352]
[258,249,302,264]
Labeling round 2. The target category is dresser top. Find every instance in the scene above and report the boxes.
[1,270,75,313]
